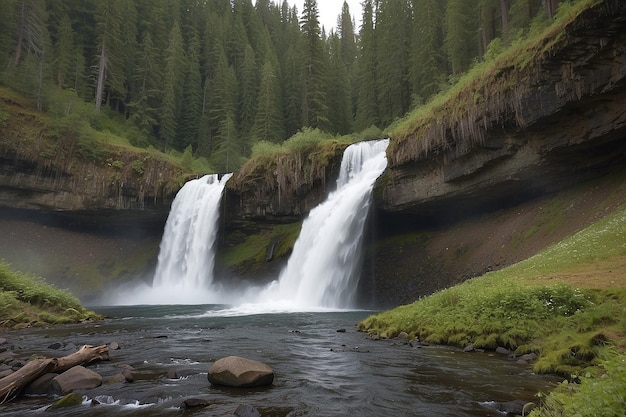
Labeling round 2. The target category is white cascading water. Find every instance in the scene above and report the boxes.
[153,173,233,289]
[113,173,232,305]
[256,139,389,309]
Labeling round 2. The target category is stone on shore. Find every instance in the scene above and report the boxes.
[208,356,274,388]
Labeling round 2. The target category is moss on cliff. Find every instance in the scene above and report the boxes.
[0,85,201,210]
[218,222,301,275]
[387,0,612,167]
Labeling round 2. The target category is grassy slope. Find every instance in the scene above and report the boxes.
[358,194,626,414]
[0,262,101,329]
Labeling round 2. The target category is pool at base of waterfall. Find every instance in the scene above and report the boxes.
[1,305,560,417]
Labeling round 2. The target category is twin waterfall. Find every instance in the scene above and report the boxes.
[144,139,389,309]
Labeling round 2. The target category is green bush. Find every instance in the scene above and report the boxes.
[0,261,84,311]
[530,352,626,417]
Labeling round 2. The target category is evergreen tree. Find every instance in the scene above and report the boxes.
[116,0,138,113]
[54,13,73,89]
[338,1,357,71]
[94,0,125,113]
[129,31,162,137]
[410,0,445,102]
[375,0,412,126]
[0,0,18,72]
[160,21,186,149]
[211,111,242,172]
[177,32,203,150]
[354,0,378,131]
[279,4,303,138]
[7,0,50,110]
[208,39,241,170]
[300,0,329,130]
[238,44,258,143]
[252,60,284,143]
[445,0,479,75]
[327,32,352,135]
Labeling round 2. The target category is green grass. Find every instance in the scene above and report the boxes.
[530,351,626,417]
[359,202,626,415]
[359,203,626,372]
[0,261,100,329]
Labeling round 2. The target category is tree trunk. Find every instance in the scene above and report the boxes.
[500,0,509,37]
[0,358,56,404]
[95,40,107,113]
[0,345,109,404]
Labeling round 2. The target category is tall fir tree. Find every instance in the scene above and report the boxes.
[445,0,479,75]
[354,0,378,131]
[129,31,162,137]
[237,44,259,144]
[410,0,446,103]
[375,0,412,127]
[252,60,284,143]
[160,21,186,149]
[94,0,125,112]
[177,32,203,150]
[326,32,352,135]
[300,0,329,130]
[54,13,73,89]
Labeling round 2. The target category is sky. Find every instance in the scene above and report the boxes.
[290,0,363,33]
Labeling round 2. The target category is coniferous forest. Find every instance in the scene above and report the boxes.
[0,0,561,172]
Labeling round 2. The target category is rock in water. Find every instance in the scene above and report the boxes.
[235,403,262,417]
[51,365,103,395]
[208,356,274,388]
[46,392,83,410]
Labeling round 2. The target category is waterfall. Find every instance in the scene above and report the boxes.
[113,173,232,305]
[153,173,232,290]
[258,139,389,309]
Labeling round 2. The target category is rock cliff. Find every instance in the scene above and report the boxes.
[379,0,626,218]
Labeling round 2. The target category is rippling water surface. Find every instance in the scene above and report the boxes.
[2,305,559,416]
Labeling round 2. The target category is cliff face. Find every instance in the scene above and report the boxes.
[379,0,626,218]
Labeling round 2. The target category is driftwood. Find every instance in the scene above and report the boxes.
[0,344,109,404]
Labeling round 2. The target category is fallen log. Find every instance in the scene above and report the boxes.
[0,358,57,404]
[53,344,110,373]
[0,344,109,404]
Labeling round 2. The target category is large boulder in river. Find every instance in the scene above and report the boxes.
[51,365,103,395]
[208,356,274,388]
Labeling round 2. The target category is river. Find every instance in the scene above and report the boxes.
[1,305,559,416]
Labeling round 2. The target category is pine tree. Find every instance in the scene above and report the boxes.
[160,21,186,149]
[252,60,284,143]
[445,0,479,75]
[279,4,303,138]
[354,0,378,131]
[7,0,50,110]
[0,0,18,71]
[129,31,162,137]
[208,37,242,170]
[177,32,203,150]
[237,44,258,143]
[94,0,125,113]
[375,0,412,126]
[211,111,242,172]
[410,0,445,102]
[327,32,352,135]
[54,13,74,89]
[300,0,329,130]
